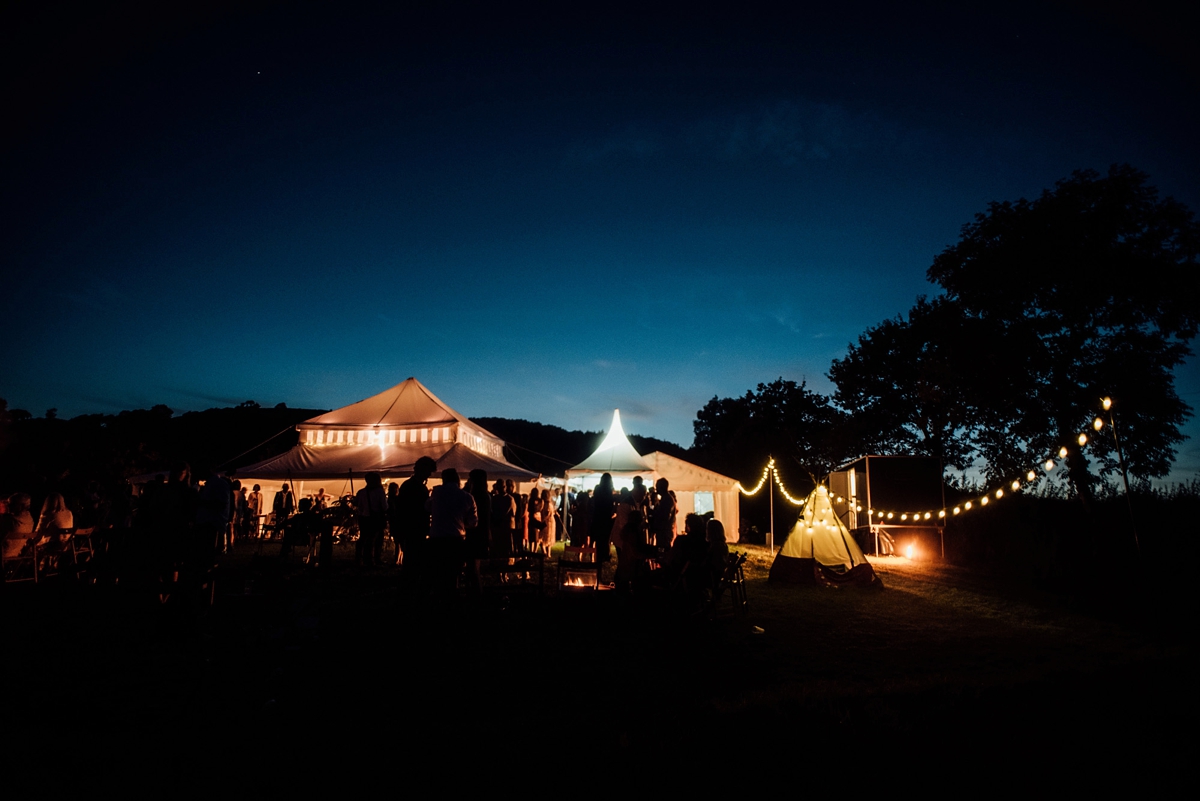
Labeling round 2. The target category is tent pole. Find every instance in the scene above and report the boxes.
[768,455,774,554]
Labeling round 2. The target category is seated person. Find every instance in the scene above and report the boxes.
[2,493,35,559]
[704,519,731,594]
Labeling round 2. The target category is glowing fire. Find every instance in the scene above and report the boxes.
[563,576,594,587]
[905,545,914,559]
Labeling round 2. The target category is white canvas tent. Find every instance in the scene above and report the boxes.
[768,485,880,586]
[565,410,740,541]
[234,377,537,500]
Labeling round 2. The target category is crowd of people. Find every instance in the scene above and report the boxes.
[3,461,733,611]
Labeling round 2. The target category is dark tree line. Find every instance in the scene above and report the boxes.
[0,399,322,514]
[694,166,1199,502]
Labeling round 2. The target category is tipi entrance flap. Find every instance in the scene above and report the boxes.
[778,485,868,570]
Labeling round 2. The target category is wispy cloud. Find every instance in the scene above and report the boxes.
[564,125,662,163]
[567,98,921,168]
[692,100,886,164]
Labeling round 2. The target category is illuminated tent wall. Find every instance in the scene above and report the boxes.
[235,377,537,500]
[565,410,741,542]
[769,485,880,587]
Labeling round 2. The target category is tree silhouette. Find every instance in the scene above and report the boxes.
[692,378,847,489]
[927,165,1198,500]
[828,296,983,470]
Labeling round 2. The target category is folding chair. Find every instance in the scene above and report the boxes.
[2,542,39,584]
[704,551,749,620]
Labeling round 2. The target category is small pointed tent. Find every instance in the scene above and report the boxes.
[235,378,538,486]
[565,410,740,540]
[769,485,881,587]
[567,409,653,476]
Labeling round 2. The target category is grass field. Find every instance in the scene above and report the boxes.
[7,539,1193,784]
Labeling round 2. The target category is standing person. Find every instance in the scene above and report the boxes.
[540,489,558,552]
[247,484,263,538]
[314,487,329,510]
[491,480,516,560]
[195,469,231,563]
[226,479,243,554]
[570,489,591,548]
[425,468,478,601]
[526,488,543,552]
[354,472,388,568]
[272,483,295,537]
[386,482,402,566]
[591,473,616,562]
[650,477,676,550]
[396,456,436,572]
[236,486,250,541]
[464,470,491,597]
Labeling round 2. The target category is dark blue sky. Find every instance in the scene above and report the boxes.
[4,2,1198,477]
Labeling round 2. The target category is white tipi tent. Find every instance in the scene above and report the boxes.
[769,485,880,586]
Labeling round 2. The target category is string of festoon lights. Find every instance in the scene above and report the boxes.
[734,399,1120,521]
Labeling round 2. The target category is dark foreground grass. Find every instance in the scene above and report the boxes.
[6,541,1194,787]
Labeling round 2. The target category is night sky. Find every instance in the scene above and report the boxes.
[5,2,1198,478]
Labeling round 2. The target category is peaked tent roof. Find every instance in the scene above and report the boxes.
[235,378,534,481]
[566,410,653,474]
[769,485,880,586]
[234,442,536,482]
[302,377,500,438]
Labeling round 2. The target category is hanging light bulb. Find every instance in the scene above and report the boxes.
[1102,397,1112,411]
[953,506,961,515]
[886,512,894,520]
[938,510,946,518]
[964,501,973,510]
[900,513,908,521]
[995,489,1004,499]
[1058,447,1068,458]
[1077,433,1088,446]
[1027,471,1036,481]
[1011,480,1020,491]
[1045,459,1055,471]
[924,512,932,520]
[980,496,989,506]
[1093,418,1104,431]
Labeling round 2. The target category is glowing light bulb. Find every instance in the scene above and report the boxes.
[886,512,894,520]
[964,501,973,510]
[1058,447,1068,458]
[1012,480,1020,491]
[1093,418,1104,431]
[995,489,1004,499]
[924,512,932,520]
[1077,433,1088,446]
[981,496,989,506]
[953,506,961,515]
[1045,460,1055,471]
[900,513,908,521]
[1027,471,1036,481]
[1102,397,1112,411]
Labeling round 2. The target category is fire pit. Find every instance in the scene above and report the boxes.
[556,545,606,594]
